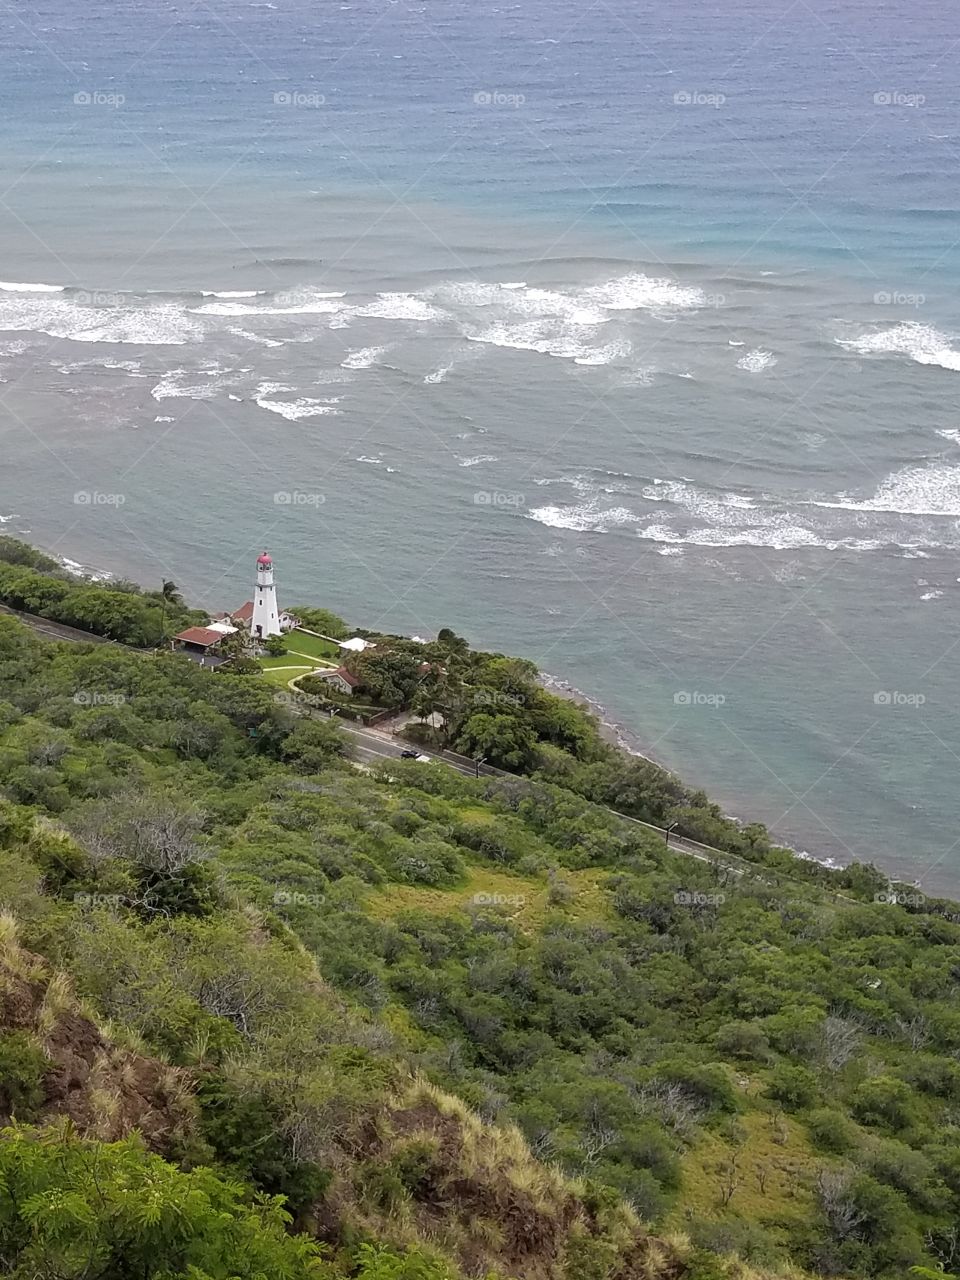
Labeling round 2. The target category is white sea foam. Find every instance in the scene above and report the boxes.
[737,348,777,372]
[424,364,453,383]
[921,589,944,601]
[936,428,960,445]
[634,523,883,551]
[526,504,640,532]
[582,272,706,311]
[59,357,142,374]
[457,455,498,467]
[837,322,960,372]
[201,289,266,298]
[355,455,398,472]
[192,294,342,316]
[0,280,64,292]
[355,293,443,322]
[342,345,391,369]
[0,293,202,345]
[466,322,629,363]
[154,415,175,422]
[227,325,283,348]
[151,366,234,400]
[813,463,960,516]
[256,396,340,421]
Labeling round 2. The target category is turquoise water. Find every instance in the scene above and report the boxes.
[2,0,960,890]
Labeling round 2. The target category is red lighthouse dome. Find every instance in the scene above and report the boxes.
[256,552,272,567]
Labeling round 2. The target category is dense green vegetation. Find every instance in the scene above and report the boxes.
[0,538,204,646]
[2,545,960,1280]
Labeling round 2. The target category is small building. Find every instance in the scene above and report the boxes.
[339,636,375,654]
[311,665,361,697]
[172,626,233,668]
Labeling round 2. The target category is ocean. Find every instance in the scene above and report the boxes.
[2,0,960,891]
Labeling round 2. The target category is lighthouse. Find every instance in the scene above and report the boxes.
[250,551,283,639]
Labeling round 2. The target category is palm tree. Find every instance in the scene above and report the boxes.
[158,579,182,646]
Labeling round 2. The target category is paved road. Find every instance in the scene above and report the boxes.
[337,721,481,776]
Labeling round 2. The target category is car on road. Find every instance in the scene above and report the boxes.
[399,749,419,759]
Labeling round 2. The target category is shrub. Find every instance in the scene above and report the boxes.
[766,1064,819,1110]
[0,1032,47,1120]
[806,1107,859,1154]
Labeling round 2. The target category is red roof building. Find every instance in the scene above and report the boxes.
[174,626,228,648]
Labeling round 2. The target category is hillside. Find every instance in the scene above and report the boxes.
[0,567,958,1278]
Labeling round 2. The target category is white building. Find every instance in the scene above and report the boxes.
[248,551,283,639]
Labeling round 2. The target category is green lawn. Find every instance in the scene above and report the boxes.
[258,663,313,688]
[285,629,340,661]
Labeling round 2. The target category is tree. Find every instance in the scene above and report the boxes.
[157,578,182,645]
[290,606,348,639]
[281,718,346,771]
[0,1122,329,1279]
[354,650,421,709]
[455,711,536,770]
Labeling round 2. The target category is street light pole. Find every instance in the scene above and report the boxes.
[476,755,486,779]
[665,821,678,847]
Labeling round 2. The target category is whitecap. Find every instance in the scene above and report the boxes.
[634,523,883,551]
[582,272,706,311]
[0,280,64,292]
[936,428,960,445]
[837,322,960,372]
[737,348,777,372]
[256,396,340,420]
[227,325,284,348]
[526,504,640,532]
[151,370,222,401]
[812,463,960,516]
[355,293,443,322]
[201,290,266,298]
[457,455,498,467]
[342,345,391,369]
[921,589,944,600]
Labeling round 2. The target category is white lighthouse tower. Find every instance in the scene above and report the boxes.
[250,551,282,640]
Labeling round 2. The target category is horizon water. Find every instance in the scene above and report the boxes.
[2,0,960,891]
